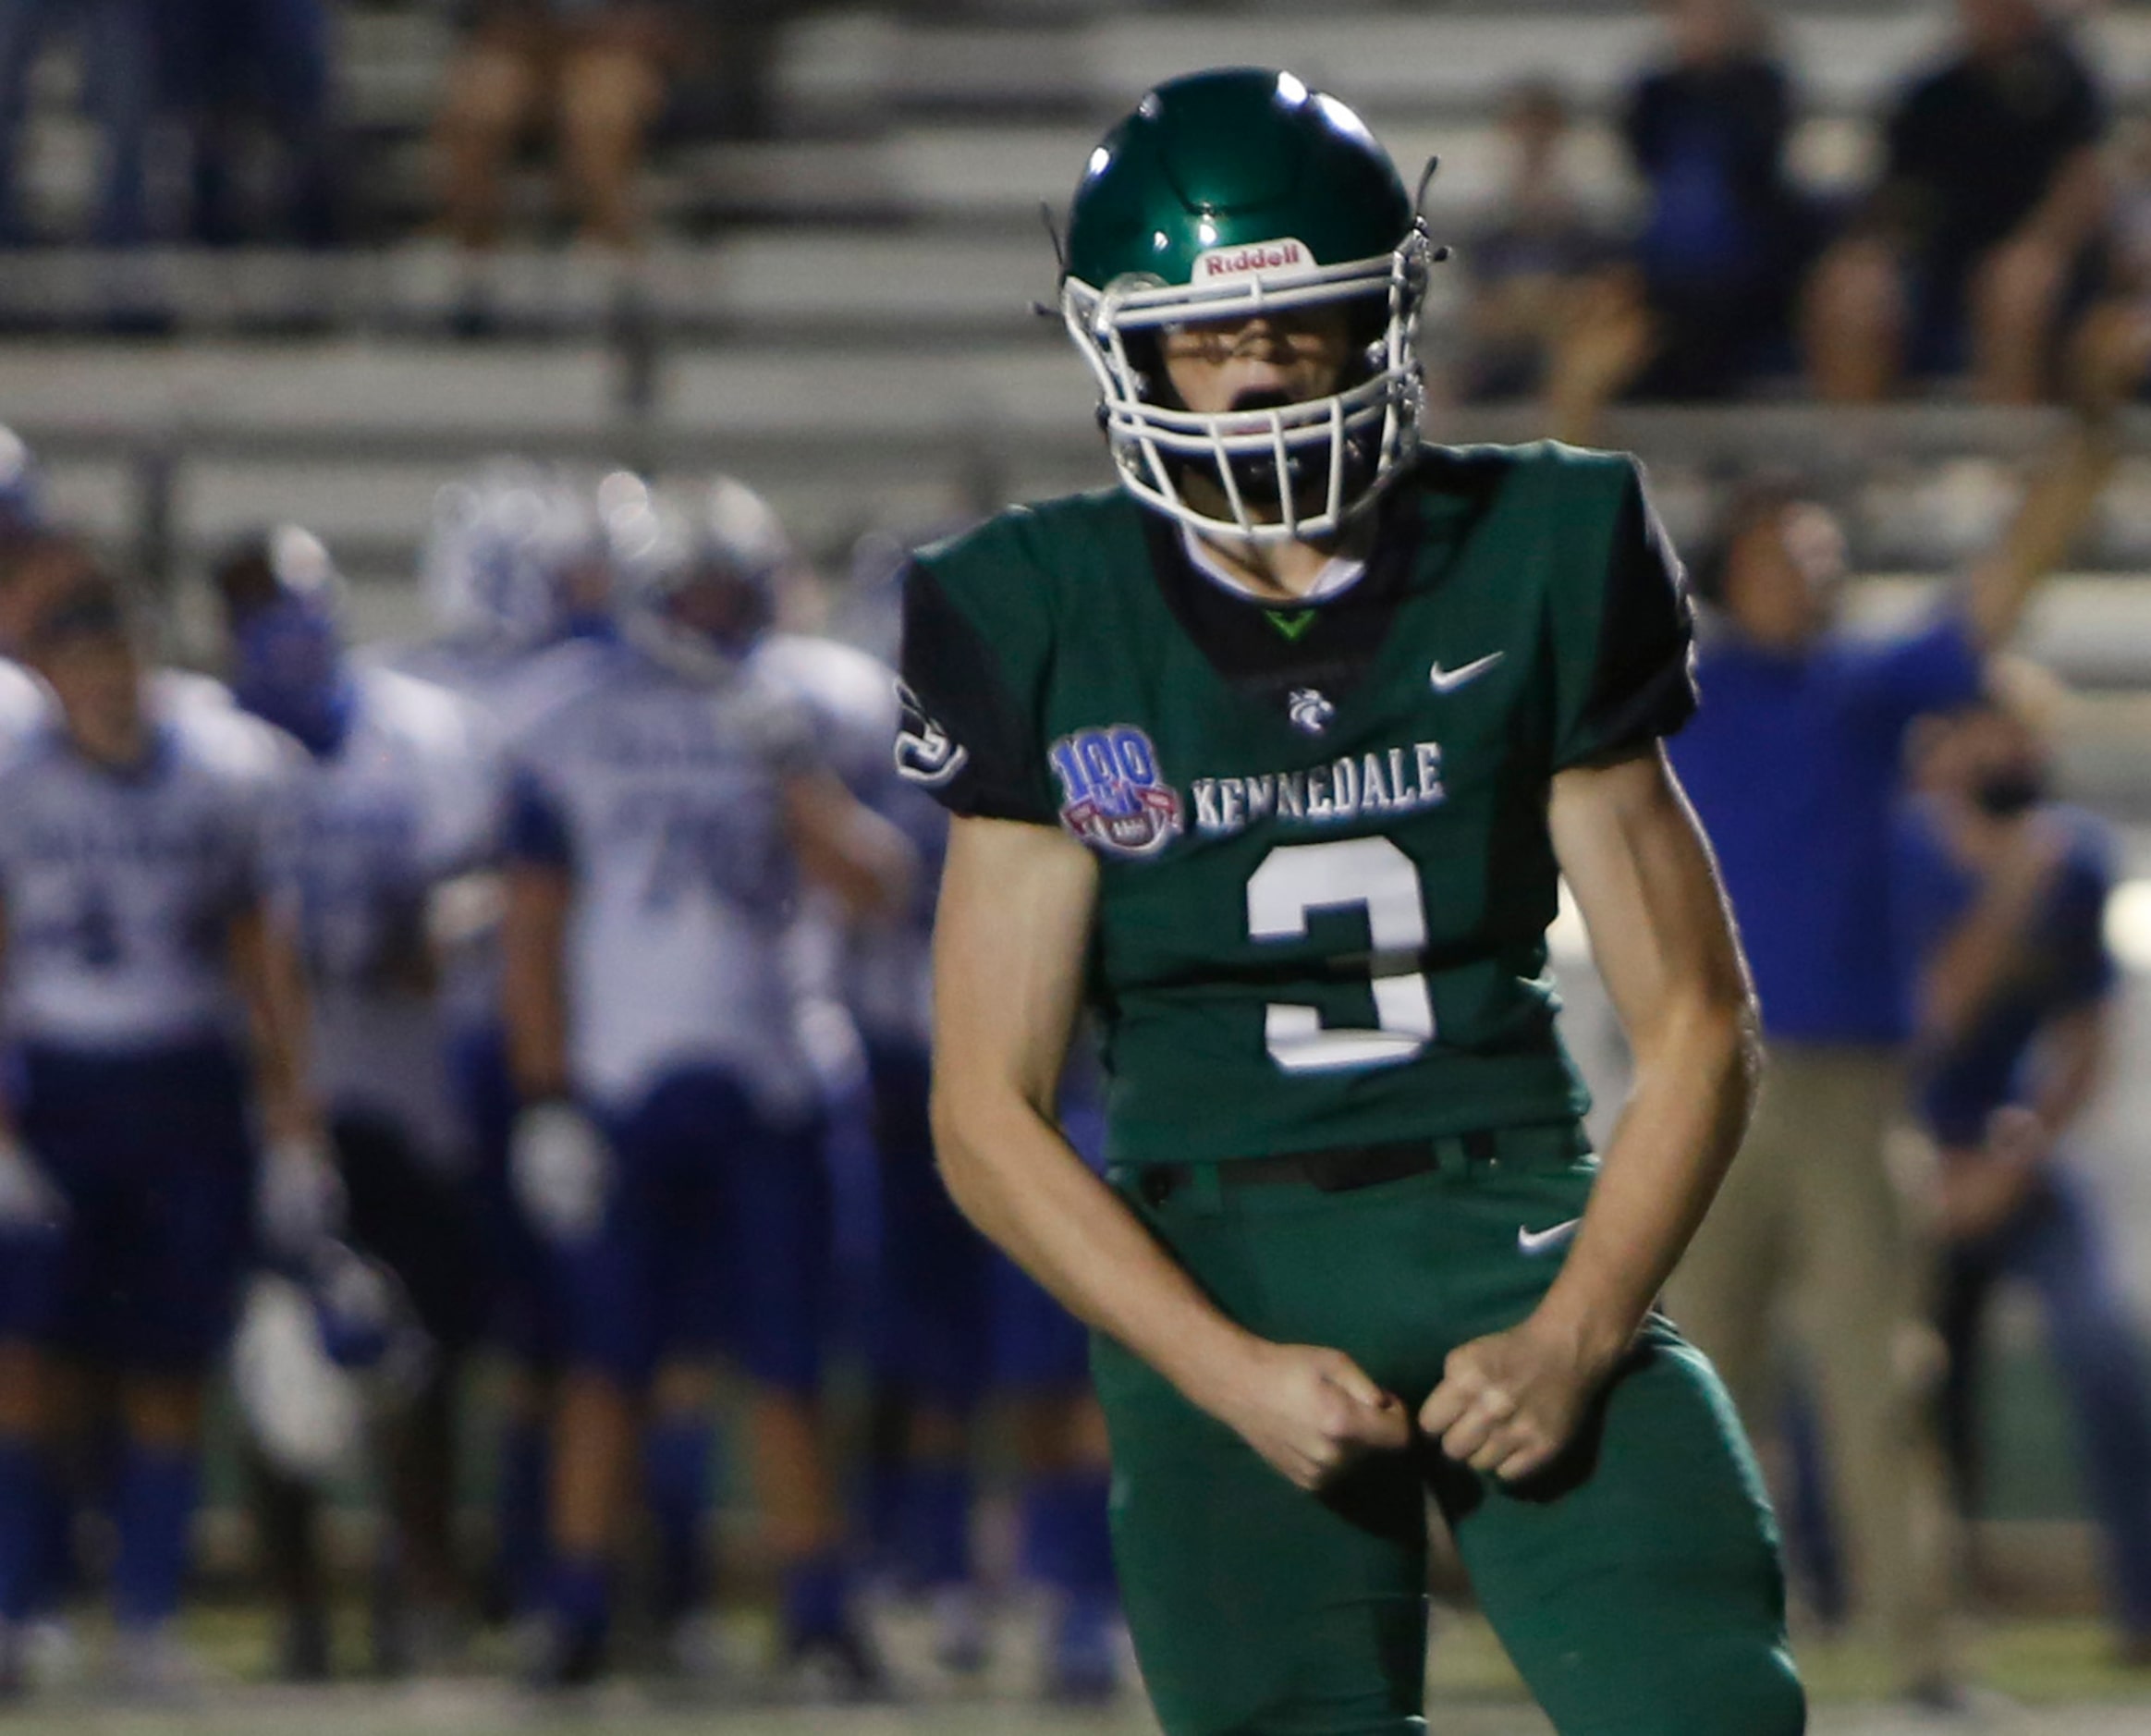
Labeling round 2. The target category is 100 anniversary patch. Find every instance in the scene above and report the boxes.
[1048,726,1182,858]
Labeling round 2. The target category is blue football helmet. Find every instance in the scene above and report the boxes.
[216,524,352,755]
[614,475,794,682]
[230,1241,433,1485]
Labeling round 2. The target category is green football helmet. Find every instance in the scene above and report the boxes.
[1060,67,1437,543]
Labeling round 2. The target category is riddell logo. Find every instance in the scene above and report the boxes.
[1192,238,1314,283]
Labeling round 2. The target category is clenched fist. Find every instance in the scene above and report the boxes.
[1421,1314,1618,1484]
[1199,1339,1412,1491]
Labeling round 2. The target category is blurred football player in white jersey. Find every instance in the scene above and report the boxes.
[0,545,331,1701]
[375,458,616,1628]
[0,518,242,1681]
[500,481,914,1691]
[764,541,1122,1702]
[213,526,501,1679]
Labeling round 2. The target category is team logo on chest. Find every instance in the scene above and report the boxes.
[1286,688,1335,737]
[1048,726,1182,858]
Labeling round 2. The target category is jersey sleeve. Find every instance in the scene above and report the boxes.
[1839,606,1984,742]
[432,718,507,879]
[1548,454,1698,770]
[746,675,825,784]
[396,680,507,882]
[2045,827,2117,1009]
[211,712,302,913]
[896,547,1058,825]
[1888,802,1973,1009]
[503,760,574,872]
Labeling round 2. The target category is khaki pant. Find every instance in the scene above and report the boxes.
[1668,1042,1956,1688]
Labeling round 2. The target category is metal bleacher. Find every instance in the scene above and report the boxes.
[7,0,2151,718]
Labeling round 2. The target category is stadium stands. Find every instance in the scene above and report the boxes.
[4,2,2151,671]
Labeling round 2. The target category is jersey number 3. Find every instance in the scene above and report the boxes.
[1247,837,1436,1072]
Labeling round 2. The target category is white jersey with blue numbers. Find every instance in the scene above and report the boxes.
[0,686,292,1050]
[380,634,602,738]
[507,641,824,1116]
[369,634,604,1031]
[274,666,500,1164]
[755,632,942,1050]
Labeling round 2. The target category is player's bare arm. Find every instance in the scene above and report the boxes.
[0,892,55,1228]
[227,899,322,1150]
[230,895,345,1250]
[2030,1002,2107,1138]
[1962,308,2147,649]
[1423,746,1759,1483]
[932,813,1408,1492]
[502,860,575,1101]
[781,767,918,920]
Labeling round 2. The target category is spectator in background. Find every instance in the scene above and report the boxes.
[1619,0,1819,398]
[157,0,341,248]
[1804,0,2108,403]
[2104,116,2151,297]
[0,0,158,247]
[1455,80,1623,401]
[432,1,676,259]
[1897,681,2151,1669]
[2071,116,2151,405]
[1660,345,2131,1704]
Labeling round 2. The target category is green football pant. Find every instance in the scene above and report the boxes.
[1095,1129,1806,1736]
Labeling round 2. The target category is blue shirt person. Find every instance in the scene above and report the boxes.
[1894,693,2151,1658]
[1663,412,2119,1703]
[1619,0,1820,397]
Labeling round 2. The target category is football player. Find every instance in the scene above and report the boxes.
[764,551,1123,1702]
[900,70,1803,1734]
[214,526,499,1677]
[0,545,332,1701]
[0,510,240,1686]
[499,481,914,1689]
[377,459,612,1626]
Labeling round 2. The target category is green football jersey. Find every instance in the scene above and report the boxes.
[898,442,1696,1165]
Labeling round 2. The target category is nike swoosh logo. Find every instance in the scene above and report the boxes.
[1429,652,1504,694]
[1517,1217,1581,1256]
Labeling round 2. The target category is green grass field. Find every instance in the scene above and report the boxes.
[3,1608,2147,1735]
